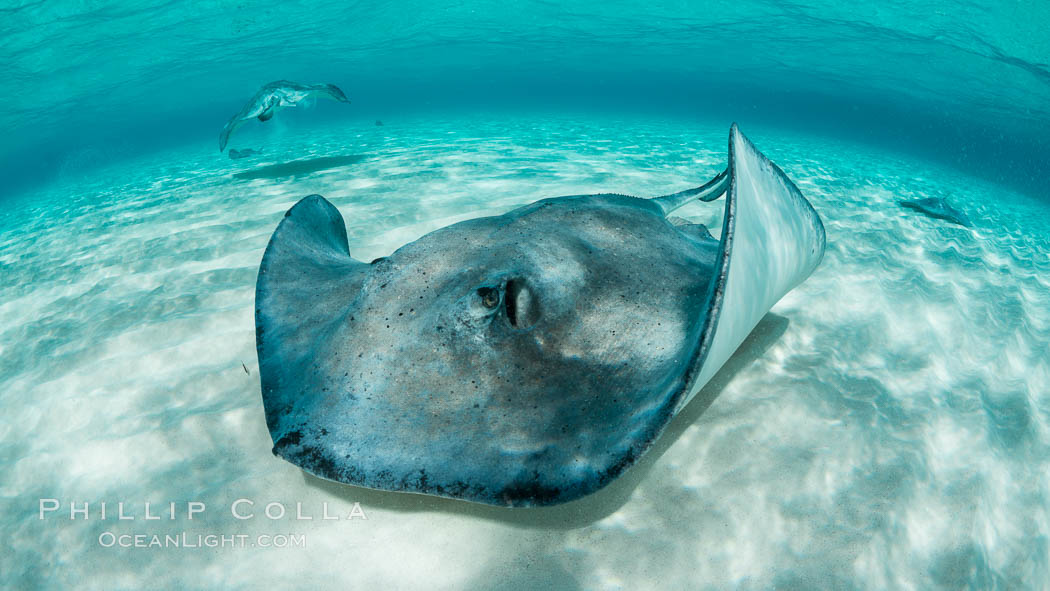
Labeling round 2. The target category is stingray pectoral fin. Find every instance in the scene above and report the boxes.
[676,124,826,412]
[309,83,350,103]
[256,195,367,430]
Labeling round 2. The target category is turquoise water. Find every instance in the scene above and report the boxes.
[3,1,1050,198]
[2,2,1050,589]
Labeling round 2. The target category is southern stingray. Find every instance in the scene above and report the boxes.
[229,148,261,160]
[898,197,971,227]
[255,125,827,507]
[219,80,350,152]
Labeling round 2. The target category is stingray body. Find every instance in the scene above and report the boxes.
[228,148,261,160]
[219,80,349,152]
[255,125,826,506]
[898,197,971,227]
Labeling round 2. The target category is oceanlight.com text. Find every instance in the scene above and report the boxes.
[97,532,306,549]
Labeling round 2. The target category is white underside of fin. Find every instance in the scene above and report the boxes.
[675,126,826,413]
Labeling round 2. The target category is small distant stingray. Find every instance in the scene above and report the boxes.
[234,155,366,180]
[219,80,350,152]
[374,120,384,126]
[255,125,827,507]
[898,197,971,227]
[229,148,261,160]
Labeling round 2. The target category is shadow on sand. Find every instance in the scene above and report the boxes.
[304,313,791,528]
[234,154,367,180]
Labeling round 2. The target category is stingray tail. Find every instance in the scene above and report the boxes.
[653,168,730,215]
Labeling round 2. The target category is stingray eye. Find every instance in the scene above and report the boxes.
[477,287,500,309]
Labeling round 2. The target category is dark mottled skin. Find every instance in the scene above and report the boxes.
[256,193,719,506]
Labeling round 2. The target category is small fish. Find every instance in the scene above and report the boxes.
[242,363,250,375]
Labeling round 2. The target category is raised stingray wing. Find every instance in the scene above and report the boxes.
[305,83,350,103]
[675,124,826,412]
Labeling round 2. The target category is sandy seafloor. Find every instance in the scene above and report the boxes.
[1,114,1049,589]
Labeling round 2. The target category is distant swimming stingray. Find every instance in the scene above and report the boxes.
[228,148,261,160]
[898,197,971,227]
[255,124,826,507]
[219,80,350,152]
